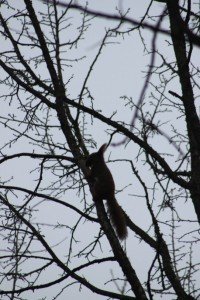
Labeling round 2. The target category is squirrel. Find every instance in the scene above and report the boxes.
[86,144,127,240]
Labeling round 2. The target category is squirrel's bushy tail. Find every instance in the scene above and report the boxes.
[107,198,127,240]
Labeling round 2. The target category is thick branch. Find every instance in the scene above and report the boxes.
[94,199,148,299]
[167,0,200,224]
[0,152,75,164]
[24,0,59,90]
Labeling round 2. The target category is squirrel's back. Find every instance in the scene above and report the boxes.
[86,144,128,240]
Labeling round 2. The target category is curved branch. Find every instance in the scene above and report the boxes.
[0,185,97,223]
[0,152,75,164]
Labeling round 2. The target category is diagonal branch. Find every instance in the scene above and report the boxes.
[24,0,59,90]
[44,1,200,48]
[0,185,97,223]
[0,194,135,300]
[0,12,54,94]
[63,97,190,190]
[0,60,56,109]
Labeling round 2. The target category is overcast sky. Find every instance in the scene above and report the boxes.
[1,0,199,299]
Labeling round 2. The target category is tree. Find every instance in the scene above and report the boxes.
[0,0,199,299]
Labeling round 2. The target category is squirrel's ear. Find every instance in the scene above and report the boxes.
[98,143,107,155]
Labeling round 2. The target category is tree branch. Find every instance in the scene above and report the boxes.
[0,194,134,300]
[63,97,190,189]
[0,185,97,223]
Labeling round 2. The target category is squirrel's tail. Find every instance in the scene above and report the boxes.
[106,198,128,240]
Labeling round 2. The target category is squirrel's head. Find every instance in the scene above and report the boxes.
[86,143,107,167]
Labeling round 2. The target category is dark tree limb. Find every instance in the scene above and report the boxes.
[167,0,200,224]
